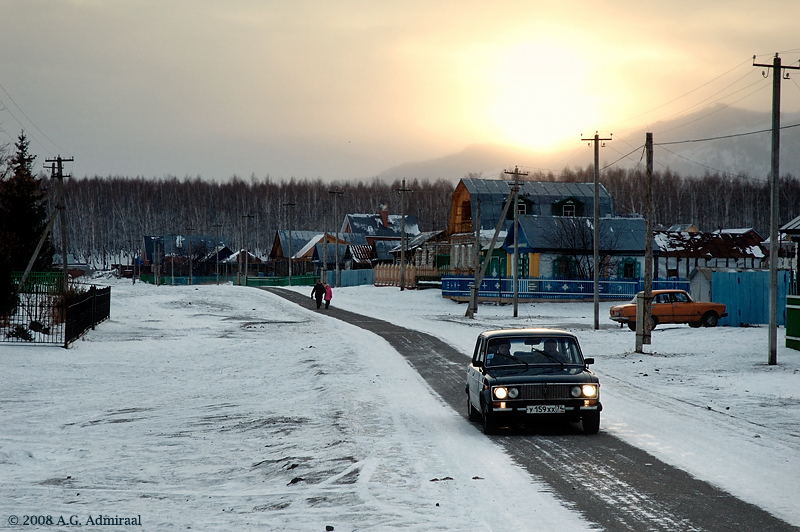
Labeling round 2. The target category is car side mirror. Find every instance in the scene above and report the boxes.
[473,359,484,368]
[584,358,594,366]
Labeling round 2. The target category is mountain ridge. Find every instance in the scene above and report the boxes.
[376,106,800,182]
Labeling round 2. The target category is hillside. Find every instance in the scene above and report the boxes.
[377,106,800,182]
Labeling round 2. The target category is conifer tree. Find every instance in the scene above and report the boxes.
[0,132,54,315]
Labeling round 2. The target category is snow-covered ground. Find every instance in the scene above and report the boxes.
[1,277,798,531]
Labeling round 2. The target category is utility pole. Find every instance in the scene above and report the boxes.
[465,182,517,318]
[283,202,296,286]
[328,189,344,287]
[322,214,328,284]
[212,223,222,286]
[504,166,527,317]
[581,133,612,330]
[242,214,254,287]
[754,53,800,365]
[395,179,413,291]
[186,226,194,286]
[44,156,73,292]
[637,133,654,353]
[468,197,481,317]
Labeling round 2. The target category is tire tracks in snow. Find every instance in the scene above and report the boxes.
[264,287,798,532]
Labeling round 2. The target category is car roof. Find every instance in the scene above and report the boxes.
[480,328,577,340]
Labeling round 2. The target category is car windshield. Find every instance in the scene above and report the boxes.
[485,336,583,367]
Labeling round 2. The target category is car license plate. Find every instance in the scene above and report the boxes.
[527,405,566,414]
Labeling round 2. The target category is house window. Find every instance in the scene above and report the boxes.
[623,261,636,279]
[562,204,575,217]
[517,201,527,216]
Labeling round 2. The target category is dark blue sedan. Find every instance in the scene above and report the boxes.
[466,328,601,434]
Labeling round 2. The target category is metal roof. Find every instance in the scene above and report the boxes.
[461,178,615,230]
[509,216,647,254]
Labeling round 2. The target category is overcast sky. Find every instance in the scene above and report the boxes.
[1,0,799,181]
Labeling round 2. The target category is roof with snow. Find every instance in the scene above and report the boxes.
[143,235,226,262]
[653,230,766,259]
[343,213,420,239]
[388,230,447,254]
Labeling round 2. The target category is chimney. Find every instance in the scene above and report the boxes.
[379,204,389,228]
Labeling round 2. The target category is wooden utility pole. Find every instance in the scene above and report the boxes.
[186,226,194,286]
[581,133,612,330]
[283,202,296,286]
[637,133,654,353]
[241,214,254,286]
[468,197,481,316]
[465,178,517,318]
[43,156,73,291]
[504,166,527,317]
[395,179,412,291]
[753,54,800,365]
[328,190,344,287]
[211,223,222,285]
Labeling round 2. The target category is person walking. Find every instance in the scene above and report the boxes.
[311,280,325,309]
[323,283,333,309]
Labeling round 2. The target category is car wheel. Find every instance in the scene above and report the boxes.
[688,321,702,328]
[702,312,719,328]
[627,320,636,331]
[482,405,496,435]
[467,396,480,422]
[582,411,600,435]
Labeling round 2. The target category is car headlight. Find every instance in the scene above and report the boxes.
[582,385,597,398]
[493,387,508,399]
[571,386,582,398]
[508,387,519,399]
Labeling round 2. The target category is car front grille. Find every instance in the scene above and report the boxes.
[519,383,572,400]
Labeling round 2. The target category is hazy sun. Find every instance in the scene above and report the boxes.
[484,42,599,151]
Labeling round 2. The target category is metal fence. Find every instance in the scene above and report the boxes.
[441,276,691,301]
[65,285,111,344]
[2,272,110,347]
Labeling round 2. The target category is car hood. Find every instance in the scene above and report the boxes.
[486,365,597,384]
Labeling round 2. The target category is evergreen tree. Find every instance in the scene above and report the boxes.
[0,132,54,314]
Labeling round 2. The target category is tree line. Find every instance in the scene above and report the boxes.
[43,168,800,267]
[3,133,798,269]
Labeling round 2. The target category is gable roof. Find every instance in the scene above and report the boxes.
[459,178,615,231]
[510,216,647,254]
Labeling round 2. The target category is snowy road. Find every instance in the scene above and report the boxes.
[1,278,798,531]
[268,286,798,532]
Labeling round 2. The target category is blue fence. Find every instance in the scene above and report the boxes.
[323,269,374,287]
[442,276,691,301]
[712,270,788,326]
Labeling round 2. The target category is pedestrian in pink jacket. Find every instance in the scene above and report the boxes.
[323,283,333,309]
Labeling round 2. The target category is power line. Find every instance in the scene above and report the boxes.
[0,81,66,156]
[600,145,644,171]
[602,56,755,131]
[655,121,800,146]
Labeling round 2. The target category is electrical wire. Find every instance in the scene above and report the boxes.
[0,81,66,157]
[602,56,755,131]
[600,145,644,171]
[656,122,800,146]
